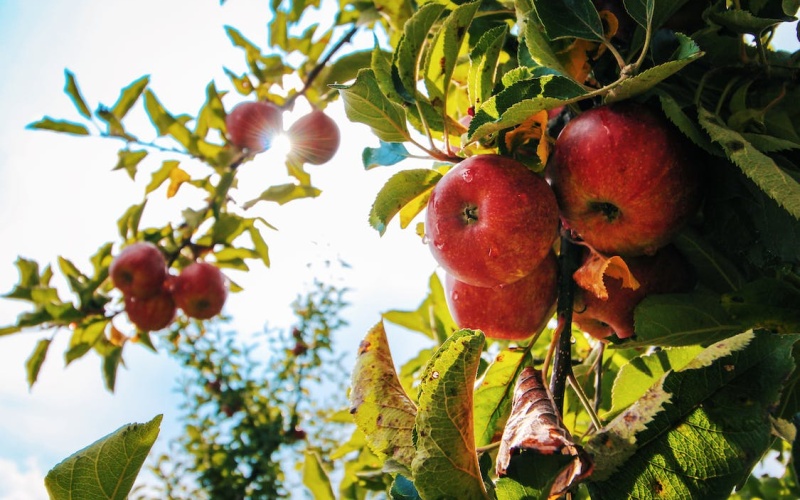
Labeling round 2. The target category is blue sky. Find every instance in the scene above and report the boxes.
[0,1,435,497]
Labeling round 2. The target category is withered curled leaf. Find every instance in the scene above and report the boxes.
[573,246,640,300]
[496,367,593,499]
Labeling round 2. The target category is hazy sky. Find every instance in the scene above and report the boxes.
[0,1,436,498]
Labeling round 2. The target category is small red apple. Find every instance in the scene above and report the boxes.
[574,245,695,340]
[170,262,228,319]
[110,242,167,299]
[225,101,284,153]
[445,252,559,341]
[426,154,559,288]
[286,109,341,165]
[547,102,702,257]
[124,288,176,331]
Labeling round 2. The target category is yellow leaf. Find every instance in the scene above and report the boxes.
[167,167,191,198]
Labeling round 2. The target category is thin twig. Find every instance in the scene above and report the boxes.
[549,233,581,414]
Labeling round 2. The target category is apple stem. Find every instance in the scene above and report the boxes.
[549,232,581,415]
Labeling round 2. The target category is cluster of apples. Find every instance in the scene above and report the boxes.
[109,242,228,331]
[225,100,340,165]
[427,102,701,342]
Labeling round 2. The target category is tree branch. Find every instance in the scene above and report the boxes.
[549,232,581,414]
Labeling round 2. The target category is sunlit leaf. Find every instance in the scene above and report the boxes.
[113,149,148,180]
[302,450,335,500]
[166,166,191,198]
[146,160,180,194]
[333,69,410,143]
[469,24,509,110]
[111,75,149,120]
[382,272,457,342]
[532,0,605,42]
[393,3,447,102]
[411,329,489,500]
[44,415,162,500]
[473,348,530,448]
[63,69,92,119]
[27,117,90,136]
[369,169,442,235]
[26,338,51,388]
[349,321,417,472]
[242,183,322,209]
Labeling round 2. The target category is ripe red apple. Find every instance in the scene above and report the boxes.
[225,101,284,153]
[574,245,695,340]
[170,262,228,319]
[286,109,340,165]
[547,102,701,257]
[426,154,559,288]
[124,288,176,331]
[445,252,558,341]
[109,242,167,299]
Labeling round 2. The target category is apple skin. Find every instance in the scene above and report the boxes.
[547,102,701,257]
[226,101,284,153]
[287,109,341,165]
[124,288,176,331]
[170,262,228,320]
[109,242,168,299]
[445,252,558,341]
[426,154,559,288]
[574,245,695,340]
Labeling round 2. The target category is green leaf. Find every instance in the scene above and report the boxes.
[707,8,791,35]
[349,321,418,472]
[27,117,90,136]
[605,34,704,103]
[518,5,571,78]
[423,1,480,104]
[469,75,587,142]
[673,228,745,293]
[302,451,335,500]
[721,278,800,334]
[699,107,800,220]
[587,332,796,497]
[411,329,489,500]
[195,82,226,139]
[63,70,92,119]
[608,345,704,415]
[143,90,174,136]
[362,141,413,170]
[473,348,529,448]
[393,3,447,102]
[242,183,322,209]
[112,149,148,180]
[657,91,721,155]
[44,414,162,500]
[369,168,443,235]
[66,319,109,365]
[145,160,180,194]
[246,223,271,268]
[622,0,655,28]
[532,0,605,42]
[4,257,43,301]
[111,75,149,120]
[333,69,410,143]
[469,24,509,110]
[116,201,146,240]
[390,474,422,500]
[102,345,123,392]
[382,272,457,342]
[26,338,51,388]
[626,292,744,348]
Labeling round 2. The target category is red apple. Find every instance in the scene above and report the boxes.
[124,288,176,331]
[574,245,695,340]
[286,109,340,165]
[110,242,167,299]
[446,252,558,341]
[225,101,284,153]
[170,262,228,319]
[547,102,701,257]
[426,154,559,288]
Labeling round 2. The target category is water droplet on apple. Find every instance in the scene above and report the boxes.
[461,169,474,183]
[452,291,460,301]
[435,240,446,250]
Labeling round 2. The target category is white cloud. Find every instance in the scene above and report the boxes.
[0,457,47,500]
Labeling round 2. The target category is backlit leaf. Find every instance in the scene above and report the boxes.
[44,414,162,500]
[349,321,418,472]
[27,117,89,136]
[167,167,191,198]
[369,169,443,235]
[423,1,480,104]
[333,69,410,143]
[393,3,447,103]
[469,24,509,110]
[302,450,335,500]
[63,70,92,119]
[382,272,457,342]
[26,338,51,388]
[242,183,322,209]
[113,150,148,180]
[146,160,180,194]
[111,75,149,120]
[473,348,530,448]
[411,329,488,500]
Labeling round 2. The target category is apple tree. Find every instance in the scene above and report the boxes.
[5,0,800,498]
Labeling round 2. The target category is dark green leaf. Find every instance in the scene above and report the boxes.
[532,0,605,41]
[622,0,655,28]
[369,169,442,235]
[27,117,90,136]
[390,474,421,500]
[699,107,800,220]
[26,338,52,388]
[412,329,489,500]
[673,228,745,293]
[4,257,43,301]
[722,278,800,333]
[707,8,791,35]
[63,70,92,119]
[44,415,162,500]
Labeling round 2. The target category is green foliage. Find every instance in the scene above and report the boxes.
[45,415,162,500]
